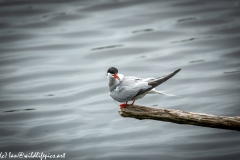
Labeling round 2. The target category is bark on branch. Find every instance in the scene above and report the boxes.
[118,104,240,131]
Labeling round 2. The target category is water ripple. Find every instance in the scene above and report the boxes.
[0,1,240,160]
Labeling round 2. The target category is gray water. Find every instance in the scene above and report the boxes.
[0,0,240,160]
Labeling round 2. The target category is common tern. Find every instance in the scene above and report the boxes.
[107,67,181,108]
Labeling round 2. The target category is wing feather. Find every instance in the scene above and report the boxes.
[133,69,181,98]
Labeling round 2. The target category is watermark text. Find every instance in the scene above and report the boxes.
[0,152,65,160]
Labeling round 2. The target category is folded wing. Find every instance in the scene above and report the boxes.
[133,69,181,98]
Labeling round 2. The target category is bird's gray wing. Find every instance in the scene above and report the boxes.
[111,76,150,102]
[133,69,181,98]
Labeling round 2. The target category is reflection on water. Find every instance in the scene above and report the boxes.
[171,37,195,43]
[4,108,35,113]
[224,70,240,74]
[189,60,205,63]
[0,0,240,160]
[132,28,154,34]
[177,17,197,23]
[92,44,123,50]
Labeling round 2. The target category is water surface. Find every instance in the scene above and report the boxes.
[0,0,240,160]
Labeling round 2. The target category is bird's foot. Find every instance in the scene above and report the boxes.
[120,103,127,109]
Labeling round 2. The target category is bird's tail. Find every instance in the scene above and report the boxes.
[157,91,178,96]
[148,89,178,96]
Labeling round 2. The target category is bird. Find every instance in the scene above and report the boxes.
[107,67,181,108]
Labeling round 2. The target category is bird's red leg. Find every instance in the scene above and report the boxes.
[131,100,135,105]
[120,101,128,109]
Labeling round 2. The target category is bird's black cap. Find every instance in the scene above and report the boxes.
[107,67,118,74]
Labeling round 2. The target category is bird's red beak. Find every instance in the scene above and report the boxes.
[113,74,120,80]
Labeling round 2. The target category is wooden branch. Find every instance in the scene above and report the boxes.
[118,104,240,131]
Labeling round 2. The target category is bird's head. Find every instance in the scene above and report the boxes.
[107,67,120,81]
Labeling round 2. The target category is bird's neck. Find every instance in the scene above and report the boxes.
[108,74,124,92]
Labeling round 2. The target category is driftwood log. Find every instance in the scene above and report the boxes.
[118,104,240,131]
